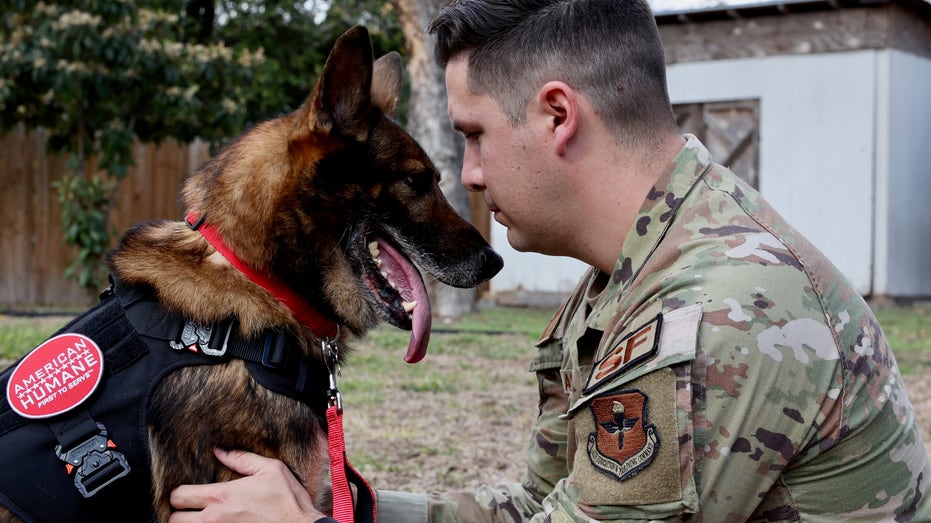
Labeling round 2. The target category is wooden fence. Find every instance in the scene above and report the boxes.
[0,126,210,309]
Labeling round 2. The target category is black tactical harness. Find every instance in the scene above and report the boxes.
[0,277,372,522]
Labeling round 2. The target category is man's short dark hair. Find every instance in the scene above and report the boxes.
[429,0,677,143]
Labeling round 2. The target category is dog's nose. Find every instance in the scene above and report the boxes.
[480,246,504,279]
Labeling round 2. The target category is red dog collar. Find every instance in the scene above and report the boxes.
[185,212,339,339]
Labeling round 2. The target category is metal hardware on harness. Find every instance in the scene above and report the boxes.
[324,338,342,413]
[184,212,207,231]
[54,423,131,498]
[169,320,233,357]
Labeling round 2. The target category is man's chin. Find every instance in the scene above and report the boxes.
[506,230,536,253]
[506,231,571,259]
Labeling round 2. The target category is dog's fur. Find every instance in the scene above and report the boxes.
[0,26,501,522]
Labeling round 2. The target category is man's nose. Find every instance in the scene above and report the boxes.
[460,148,484,192]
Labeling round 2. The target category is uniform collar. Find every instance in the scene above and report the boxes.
[587,134,714,332]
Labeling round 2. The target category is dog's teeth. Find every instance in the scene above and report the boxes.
[388,276,397,288]
[402,301,418,312]
[381,270,389,280]
[368,241,380,258]
[375,258,383,267]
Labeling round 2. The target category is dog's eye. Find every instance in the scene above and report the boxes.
[405,173,431,191]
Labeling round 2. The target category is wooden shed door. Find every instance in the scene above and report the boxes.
[673,99,760,189]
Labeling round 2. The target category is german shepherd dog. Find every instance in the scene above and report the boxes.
[0,26,502,522]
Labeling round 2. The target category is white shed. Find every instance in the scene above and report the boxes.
[485,0,931,306]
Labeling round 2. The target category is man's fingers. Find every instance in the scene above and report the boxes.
[169,483,213,511]
[212,447,286,477]
[212,447,257,475]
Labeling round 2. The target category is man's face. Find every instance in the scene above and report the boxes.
[445,57,571,256]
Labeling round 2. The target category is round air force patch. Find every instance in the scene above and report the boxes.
[587,390,659,481]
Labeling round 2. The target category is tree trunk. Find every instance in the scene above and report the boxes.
[396,0,478,321]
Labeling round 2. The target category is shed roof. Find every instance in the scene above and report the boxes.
[651,0,931,22]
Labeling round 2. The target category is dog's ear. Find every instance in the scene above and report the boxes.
[298,25,374,140]
[371,52,401,117]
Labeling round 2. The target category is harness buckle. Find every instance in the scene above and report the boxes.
[170,319,234,357]
[54,423,131,498]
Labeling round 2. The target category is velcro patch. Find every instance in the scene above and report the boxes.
[6,333,104,419]
[587,390,659,481]
[570,367,683,506]
[584,315,661,394]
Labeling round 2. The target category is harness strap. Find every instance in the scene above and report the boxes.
[47,408,98,451]
[113,276,371,521]
[107,277,327,412]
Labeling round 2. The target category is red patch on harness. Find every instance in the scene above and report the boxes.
[5,333,104,419]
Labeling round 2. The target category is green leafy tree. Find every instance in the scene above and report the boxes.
[0,0,264,295]
[210,0,405,123]
[0,0,403,298]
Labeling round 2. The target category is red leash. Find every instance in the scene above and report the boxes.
[325,342,376,523]
[187,213,374,522]
[327,406,354,522]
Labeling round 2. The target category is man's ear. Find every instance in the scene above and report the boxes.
[537,81,579,157]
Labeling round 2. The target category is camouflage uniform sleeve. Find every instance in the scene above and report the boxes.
[527,304,702,522]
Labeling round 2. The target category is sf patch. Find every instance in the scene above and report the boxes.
[587,390,658,481]
[584,314,661,394]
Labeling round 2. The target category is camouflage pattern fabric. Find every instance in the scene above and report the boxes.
[375,135,931,522]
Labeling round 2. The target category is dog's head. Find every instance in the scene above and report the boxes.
[182,26,502,363]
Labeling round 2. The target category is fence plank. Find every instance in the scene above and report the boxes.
[0,127,202,309]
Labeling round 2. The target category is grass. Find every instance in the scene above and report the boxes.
[874,303,931,353]
[0,315,71,362]
[337,306,551,405]
[873,303,931,375]
[1,303,928,370]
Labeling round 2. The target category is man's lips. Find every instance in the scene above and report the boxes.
[490,208,506,227]
[486,201,501,218]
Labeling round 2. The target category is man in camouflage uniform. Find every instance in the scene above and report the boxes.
[376,1,930,518]
[376,133,931,521]
[169,0,931,521]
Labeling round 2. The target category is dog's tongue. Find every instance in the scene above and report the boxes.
[406,302,432,364]
[374,238,432,363]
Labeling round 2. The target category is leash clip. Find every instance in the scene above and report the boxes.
[54,423,131,498]
[324,338,342,413]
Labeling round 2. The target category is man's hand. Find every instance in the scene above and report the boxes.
[169,448,327,523]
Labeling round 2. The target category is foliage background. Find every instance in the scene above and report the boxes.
[0,0,404,294]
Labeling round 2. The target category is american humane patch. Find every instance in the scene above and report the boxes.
[6,333,104,419]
